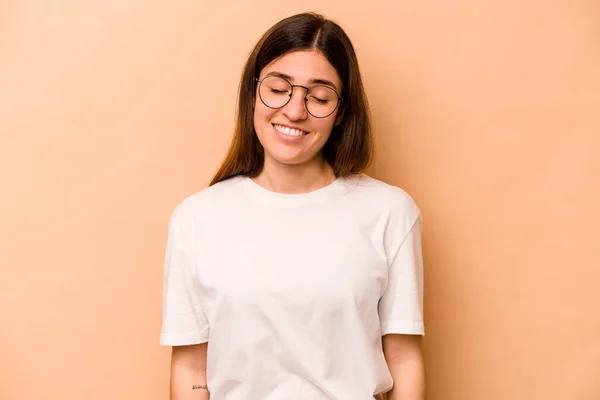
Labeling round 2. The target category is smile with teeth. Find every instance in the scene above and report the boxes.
[273,124,308,137]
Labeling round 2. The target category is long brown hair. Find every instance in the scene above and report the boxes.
[210,12,373,186]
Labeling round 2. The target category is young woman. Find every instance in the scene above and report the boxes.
[160,12,425,400]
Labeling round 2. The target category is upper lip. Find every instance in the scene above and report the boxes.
[272,123,309,133]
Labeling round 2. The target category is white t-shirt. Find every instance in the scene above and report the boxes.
[160,174,424,400]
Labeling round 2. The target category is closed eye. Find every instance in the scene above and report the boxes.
[307,95,330,104]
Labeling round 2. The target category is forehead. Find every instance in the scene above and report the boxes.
[260,50,342,90]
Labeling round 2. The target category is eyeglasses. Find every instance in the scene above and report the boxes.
[255,76,343,118]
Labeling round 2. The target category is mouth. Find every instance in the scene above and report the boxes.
[272,123,310,137]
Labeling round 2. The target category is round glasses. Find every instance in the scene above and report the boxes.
[256,76,343,118]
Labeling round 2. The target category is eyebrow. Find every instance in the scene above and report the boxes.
[264,71,340,91]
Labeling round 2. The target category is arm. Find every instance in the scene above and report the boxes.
[161,212,212,399]
[170,343,210,400]
[383,334,425,400]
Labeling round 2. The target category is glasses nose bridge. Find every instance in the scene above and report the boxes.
[289,84,310,100]
[283,84,310,118]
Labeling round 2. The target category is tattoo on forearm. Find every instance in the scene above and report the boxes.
[192,384,208,390]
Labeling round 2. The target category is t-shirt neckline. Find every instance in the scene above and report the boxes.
[243,175,350,205]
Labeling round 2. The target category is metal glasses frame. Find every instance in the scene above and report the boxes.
[255,76,343,119]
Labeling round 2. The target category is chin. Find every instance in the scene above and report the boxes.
[265,149,321,167]
[268,154,306,166]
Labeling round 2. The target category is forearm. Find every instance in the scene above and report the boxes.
[170,362,209,400]
[386,358,425,400]
[169,343,210,400]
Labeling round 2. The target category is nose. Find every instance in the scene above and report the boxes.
[282,87,308,121]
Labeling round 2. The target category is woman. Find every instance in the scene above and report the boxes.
[160,12,425,400]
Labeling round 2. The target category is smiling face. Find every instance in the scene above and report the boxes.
[253,50,343,168]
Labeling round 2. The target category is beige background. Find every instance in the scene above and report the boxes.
[1,1,599,399]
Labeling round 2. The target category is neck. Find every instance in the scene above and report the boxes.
[253,156,336,194]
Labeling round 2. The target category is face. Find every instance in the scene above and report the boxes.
[253,50,343,168]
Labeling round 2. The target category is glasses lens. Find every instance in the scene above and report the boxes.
[258,77,340,118]
[259,77,292,109]
[306,86,339,118]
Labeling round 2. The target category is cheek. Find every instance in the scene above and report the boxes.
[315,118,336,138]
[253,104,278,145]
[253,102,267,128]
[254,99,276,121]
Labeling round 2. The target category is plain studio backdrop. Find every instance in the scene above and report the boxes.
[1,1,599,399]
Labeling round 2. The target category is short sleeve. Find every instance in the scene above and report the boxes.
[378,214,425,336]
[159,212,210,346]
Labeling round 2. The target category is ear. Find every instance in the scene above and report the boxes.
[334,108,345,126]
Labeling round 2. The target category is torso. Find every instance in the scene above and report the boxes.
[162,174,423,399]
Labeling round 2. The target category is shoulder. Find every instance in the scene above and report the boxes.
[169,175,247,225]
[347,174,421,221]
[349,174,423,247]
